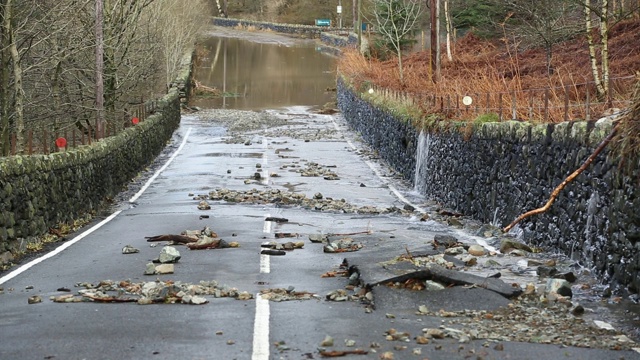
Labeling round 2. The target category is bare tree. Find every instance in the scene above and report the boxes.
[429,0,440,81]
[148,0,211,88]
[372,0,423,82]
[2,0,25,152]
[498,0,583,75]
[0,0,212,154]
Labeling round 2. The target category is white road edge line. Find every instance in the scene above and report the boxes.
[342,133,426,213]
[129,127,193,203]
[252,293,270,360]
[0,210,123,285]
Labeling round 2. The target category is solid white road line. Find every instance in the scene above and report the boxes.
[0,210,123,285]
[129,127,193,203]
[251,294,271,360]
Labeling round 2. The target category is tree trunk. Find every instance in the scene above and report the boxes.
[430,0,440,82]
[444,0,452,61]
[0,0,9,156]
[5,0,24,153]
[95,0,104,139]
[397,47,404,83]
[546,42,552,75]
[584,0,607,101]
[353,0,357,31]
[600,0,611,105]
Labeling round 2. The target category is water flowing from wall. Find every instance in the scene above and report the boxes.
[581,191,600,267]
[414,131,431,193]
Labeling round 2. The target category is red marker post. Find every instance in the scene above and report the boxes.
[132,117,139,125]
[55,137,67,152]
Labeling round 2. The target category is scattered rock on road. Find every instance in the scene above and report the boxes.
[121,245,139,254]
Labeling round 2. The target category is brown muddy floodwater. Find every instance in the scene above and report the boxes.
[191,27,338,111]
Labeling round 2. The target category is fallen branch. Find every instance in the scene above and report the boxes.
[145,234,198,244]
[319,349,368,357]
[320,270,348,278]
[404,245,413,260]
[193,79,221,95]
[265,217,288,223]
[503,121,621,233]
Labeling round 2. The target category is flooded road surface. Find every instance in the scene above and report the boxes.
[1,27,638,360]
[191,27,337,110]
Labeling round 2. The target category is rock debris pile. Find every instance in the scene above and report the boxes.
[50,280,252,305]
[193,187,404,215]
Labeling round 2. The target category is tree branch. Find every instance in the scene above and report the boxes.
[503,121,621,233]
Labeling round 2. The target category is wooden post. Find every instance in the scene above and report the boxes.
[486,93,490,114]
[498,93,503,121]
[27,130,32,155]
[511,90,516,120]
[585,88,591,121]
[544,89,550,122]
[564,86,570,122]
[474,93,478,115]
[44,130,48,155]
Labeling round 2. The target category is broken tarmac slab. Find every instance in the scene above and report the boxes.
[374,285,511,313]
[369,264,522,298]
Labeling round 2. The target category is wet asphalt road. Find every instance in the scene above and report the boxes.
[1,108,638,360]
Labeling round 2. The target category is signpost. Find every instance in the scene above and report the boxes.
[315,19,331,27]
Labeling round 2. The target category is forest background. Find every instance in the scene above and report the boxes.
[1,0,639,157]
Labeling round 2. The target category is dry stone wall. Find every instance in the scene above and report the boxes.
[337,77,640,293]
[0,54,191,264]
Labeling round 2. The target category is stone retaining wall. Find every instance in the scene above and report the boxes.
[337,77,640,293]
[212,17,357,49]
[0,54,192,264]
